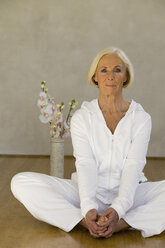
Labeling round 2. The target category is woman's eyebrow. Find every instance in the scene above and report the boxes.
[100,64,122,68]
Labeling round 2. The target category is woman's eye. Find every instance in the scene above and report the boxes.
[101,69,107,73]
[115,68,121,72]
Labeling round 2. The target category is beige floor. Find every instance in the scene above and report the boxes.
[1,156,165,248]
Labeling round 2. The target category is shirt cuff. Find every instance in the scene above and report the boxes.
[81,202,98,218]
[109,203,125,220]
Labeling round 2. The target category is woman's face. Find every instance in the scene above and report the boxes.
[94,53,127,96]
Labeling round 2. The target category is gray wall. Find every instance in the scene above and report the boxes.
[0,0,164,157]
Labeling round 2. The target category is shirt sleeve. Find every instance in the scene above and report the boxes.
[70,111,98,217]
[110,116,152,220]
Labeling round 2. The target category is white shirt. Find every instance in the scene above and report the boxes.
[70,98,152,219]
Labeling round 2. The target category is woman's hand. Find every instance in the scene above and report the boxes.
[96,207,119,238]
[85,209,108,238]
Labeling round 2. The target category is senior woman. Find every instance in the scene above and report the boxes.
[11,47,165,239]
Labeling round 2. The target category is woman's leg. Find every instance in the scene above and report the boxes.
[10,172,84,232]
[122,180,165,238]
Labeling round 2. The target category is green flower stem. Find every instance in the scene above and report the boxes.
[66,104,72,124]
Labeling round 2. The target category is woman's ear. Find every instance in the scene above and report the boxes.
[94,73,97,82]
[92,74,98,86]
[123,68,128,85]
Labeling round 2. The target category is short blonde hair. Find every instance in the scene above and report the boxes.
[87,47,134,88]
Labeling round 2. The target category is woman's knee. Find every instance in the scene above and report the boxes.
[10,172,32,198]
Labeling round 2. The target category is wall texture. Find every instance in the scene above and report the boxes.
[0,0,164,156]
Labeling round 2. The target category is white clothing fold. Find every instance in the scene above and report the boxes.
[10,171,165,238]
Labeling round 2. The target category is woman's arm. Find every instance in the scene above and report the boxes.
[70,111,98,218]
[110,115,152,220]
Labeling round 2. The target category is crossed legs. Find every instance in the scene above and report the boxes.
[11,172,165,238]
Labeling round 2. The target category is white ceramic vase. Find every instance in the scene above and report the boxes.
[50,137,64,178]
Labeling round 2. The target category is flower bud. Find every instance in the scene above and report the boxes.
[52,131,56,136]
[51,123,55,128]
[44,113,49,118]
[41,103,46,108]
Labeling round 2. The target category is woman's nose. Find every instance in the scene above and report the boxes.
[107,71,114,80]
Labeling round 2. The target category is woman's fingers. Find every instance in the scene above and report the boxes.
[89,228,100,238]
[96,225,108,232]
[88,221,113,238]
[96,219,111,228]
[105,233,113,239]
[98,225,113,238]
[97,227,109,235]
[94,221,109,232]
[87,221,98,234]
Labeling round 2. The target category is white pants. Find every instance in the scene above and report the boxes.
[10,172,165,238]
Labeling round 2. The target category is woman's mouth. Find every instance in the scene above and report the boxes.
[105,85,116,87]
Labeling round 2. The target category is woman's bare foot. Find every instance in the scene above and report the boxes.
[77,218,131,236]
[113,218,131,233]
[78,218,88,230]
